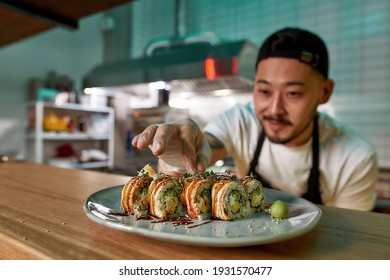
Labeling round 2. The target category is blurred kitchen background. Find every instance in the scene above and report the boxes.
[0,0,389,212]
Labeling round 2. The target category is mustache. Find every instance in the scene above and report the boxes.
[263,115,292,125]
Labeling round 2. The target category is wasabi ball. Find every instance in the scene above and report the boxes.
[269,200,289,219]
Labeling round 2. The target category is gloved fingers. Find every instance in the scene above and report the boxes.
[179,137,197,173]
[178,120,203,172]
[150,124,178,156]
[131,124,159,150]
[196,138,212,172]
[132,118,209,175]
[181,120,212,172]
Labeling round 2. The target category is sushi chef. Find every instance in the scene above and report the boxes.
[132,27,378,211]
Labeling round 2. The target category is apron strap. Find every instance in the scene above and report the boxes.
[247,128,274,189]
[302,114,322,204]
[248,128,265,176]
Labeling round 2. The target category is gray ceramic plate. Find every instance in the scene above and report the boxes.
[83,185,321,247]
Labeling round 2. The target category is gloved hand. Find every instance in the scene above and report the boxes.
[131,118,211,176]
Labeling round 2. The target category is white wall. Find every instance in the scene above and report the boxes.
[0,13,104,158]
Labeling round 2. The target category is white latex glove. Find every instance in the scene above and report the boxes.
[132,118,211,176]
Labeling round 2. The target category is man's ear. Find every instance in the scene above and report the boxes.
[320,79,334,104]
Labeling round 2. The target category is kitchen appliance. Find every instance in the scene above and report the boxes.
[83,38,257,98]
[83,0,258,114]
[84,0,257,100]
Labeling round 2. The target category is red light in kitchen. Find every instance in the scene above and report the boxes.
[205,57,238,80]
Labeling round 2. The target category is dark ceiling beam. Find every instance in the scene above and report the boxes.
[0,0,78,30]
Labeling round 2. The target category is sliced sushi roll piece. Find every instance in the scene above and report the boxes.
[240,176,266,216]
[211,176,248,221]
[121,172,153,218]
[180,174,214,220]
[148,174,185,220]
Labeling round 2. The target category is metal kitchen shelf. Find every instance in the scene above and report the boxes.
[76,161,111,169]
[47,160,111,170]
[26,132,110,141]
[26,101,115,170]
[27,101,112,113]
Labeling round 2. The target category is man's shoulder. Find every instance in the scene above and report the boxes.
[226,101,256,115]
[204,102,260,137]
[318,112,376,156]
[211,102,258,124]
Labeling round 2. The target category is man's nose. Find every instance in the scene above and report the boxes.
[269,93,285,115]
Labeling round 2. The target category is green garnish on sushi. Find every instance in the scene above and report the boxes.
[250,187,262,207]
[229,190,241,214]
[141,187,148,196]
[165,188,179,214]
[199,189,211,214]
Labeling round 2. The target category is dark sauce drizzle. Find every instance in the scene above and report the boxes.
[136,216,153,220]
[187,220,214,228]
[129,215,215,228]
[107,211,129,216]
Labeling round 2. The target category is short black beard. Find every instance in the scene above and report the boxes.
[263,115,292,126]
[262,115,313,146]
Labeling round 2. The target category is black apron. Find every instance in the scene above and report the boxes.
[247,115,323,204]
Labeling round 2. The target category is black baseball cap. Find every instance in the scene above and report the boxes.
[256,27,329,79]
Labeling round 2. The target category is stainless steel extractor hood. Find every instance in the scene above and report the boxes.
[83,39,258,96]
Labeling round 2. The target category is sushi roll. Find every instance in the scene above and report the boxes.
[148,174,186,220]
[180,174,214,220]
[121,172,153,218]
[240,176,265,215]
[211,174,248,221]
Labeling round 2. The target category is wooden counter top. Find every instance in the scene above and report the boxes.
[0,162,389,260]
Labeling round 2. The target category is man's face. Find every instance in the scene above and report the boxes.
[253,57,332,147]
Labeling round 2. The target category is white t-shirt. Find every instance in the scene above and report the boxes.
[203,102,378,211]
